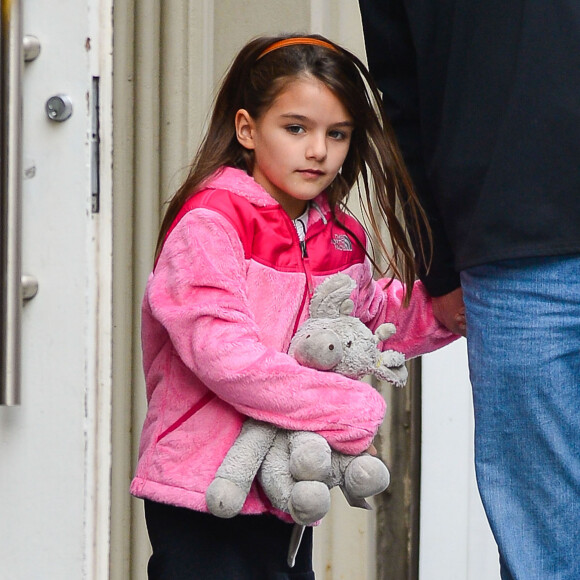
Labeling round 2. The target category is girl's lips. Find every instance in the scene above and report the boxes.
[298,169,325,178]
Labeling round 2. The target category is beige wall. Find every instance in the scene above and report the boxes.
[213,0,311,81]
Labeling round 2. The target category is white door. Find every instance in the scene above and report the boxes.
[0,1,113,578]
[420,341,501,579]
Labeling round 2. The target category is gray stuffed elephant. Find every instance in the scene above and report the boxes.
[206,273,407,526]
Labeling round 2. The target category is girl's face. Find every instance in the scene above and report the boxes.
[235,77,353,218]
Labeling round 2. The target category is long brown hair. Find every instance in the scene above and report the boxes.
[154,33,430,301]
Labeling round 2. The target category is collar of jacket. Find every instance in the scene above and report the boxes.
[207,166,331,227]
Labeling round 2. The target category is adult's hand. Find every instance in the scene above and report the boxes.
[432,287,466,337]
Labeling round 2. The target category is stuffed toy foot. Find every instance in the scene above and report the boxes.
[288,480,331,525]
[339,454,391,508]
[205,477,249,519]
[288,431,332,481]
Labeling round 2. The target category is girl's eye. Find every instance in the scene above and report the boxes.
[286,125,305,135]
[329,130,344,140]
[329,129,350,141]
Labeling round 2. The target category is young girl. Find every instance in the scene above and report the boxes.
[131,34,456,579]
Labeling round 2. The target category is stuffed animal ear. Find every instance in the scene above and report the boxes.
[374,323,396,342]
[309,273,357,319]
[373,363,408,388]
[339,299,354,316]
[372,350,408,388]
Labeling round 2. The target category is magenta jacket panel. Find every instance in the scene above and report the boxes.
[130,167,457,516]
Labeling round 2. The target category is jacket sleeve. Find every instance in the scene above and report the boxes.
[146,209,385,455]
[353,262,459,359]
[359,0,460,296]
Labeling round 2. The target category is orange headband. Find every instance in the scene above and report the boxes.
[257,37,339,60]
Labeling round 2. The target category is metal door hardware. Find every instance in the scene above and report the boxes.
[46,94,73,122]
[1,0,40,406]
[21,275,39,301]
[23,35,41,62]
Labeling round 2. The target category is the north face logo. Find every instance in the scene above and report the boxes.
[331,234,352,252]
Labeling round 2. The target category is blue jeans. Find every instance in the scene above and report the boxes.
[461,255,580,580]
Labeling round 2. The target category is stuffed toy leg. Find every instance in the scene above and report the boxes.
[205,419,278,518]
[258,429,390,524]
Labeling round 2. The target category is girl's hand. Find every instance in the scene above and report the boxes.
[432,287,467,337]
[366,443,378,456]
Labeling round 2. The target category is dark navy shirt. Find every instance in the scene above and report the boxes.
[360,0,580,295]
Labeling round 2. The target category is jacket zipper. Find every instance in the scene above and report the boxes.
[301,245,314,296]
[300,202,326,300]
[292,243,313,335]
[289,205,325,335]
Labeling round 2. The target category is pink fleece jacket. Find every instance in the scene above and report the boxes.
[130,167,457,515]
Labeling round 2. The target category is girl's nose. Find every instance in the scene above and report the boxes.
[306,134,327,160]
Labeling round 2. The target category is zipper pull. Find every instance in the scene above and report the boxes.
[303,256,314,296]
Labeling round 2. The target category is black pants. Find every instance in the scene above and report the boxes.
[144,500,315,579]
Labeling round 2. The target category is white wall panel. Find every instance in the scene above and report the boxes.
[421,341,500,579]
